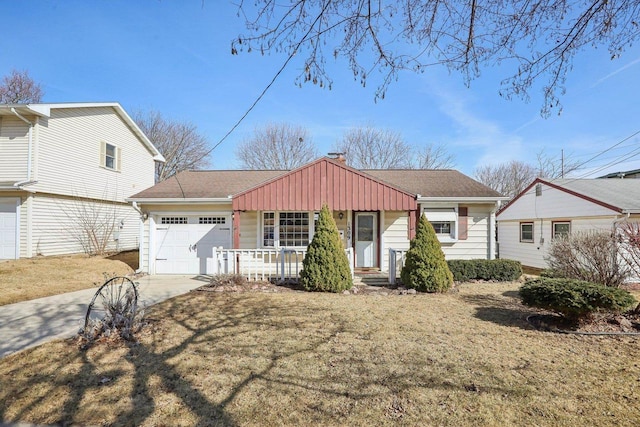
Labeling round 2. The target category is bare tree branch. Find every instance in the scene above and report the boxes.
[236,122,318,169]
[233,0,640,115]
[334,125,414,169]
[134,111,211,182]
[0,69,44,103]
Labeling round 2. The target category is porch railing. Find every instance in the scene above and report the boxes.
[388,248,407,284]
[214,247,354,282]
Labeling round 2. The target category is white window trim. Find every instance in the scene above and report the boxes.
[100,140,121,172]
[261,211,316,249]
[520,222,534,243]
[421,203,458,243]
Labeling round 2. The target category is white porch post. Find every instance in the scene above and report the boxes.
[489,205,497,260]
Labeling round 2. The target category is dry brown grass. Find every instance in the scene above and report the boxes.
[0,254,134,306]
[1,282,640,426]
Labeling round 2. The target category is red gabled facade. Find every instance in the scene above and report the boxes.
[231,157,419,248]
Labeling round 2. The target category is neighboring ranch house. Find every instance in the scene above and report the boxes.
[0,103,164,259]
[129,157,506,277]
[496,178,640,270]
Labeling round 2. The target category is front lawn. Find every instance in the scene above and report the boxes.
[1,282,639,426]
[0,254,134,306]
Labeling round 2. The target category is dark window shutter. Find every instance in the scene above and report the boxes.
[458,207,468,240]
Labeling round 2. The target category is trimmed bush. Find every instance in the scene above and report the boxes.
[519,277,636,322]
[447,259,522,282]
[400,215,453,292]
[300,204,353,292]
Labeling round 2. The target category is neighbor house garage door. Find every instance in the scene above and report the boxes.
[154,215,231,274]
[0,198,18,259]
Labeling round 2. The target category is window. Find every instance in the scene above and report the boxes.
[199,217,226,224]
[422,206,457,242]
[431,222,451,234]
[263,212,275,247]
[553,221,570,239]
[161,217,188,225]
[100,141,121,171]
[279,212,310,247]
[520,222,534,242]
[262,211,311,247]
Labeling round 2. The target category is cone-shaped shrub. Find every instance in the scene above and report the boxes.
[300,204,353,292]
[401,214,453,292]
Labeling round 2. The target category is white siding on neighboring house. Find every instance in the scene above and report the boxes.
[498,216,622,269]
[497,183,618,220]
[28,194,139,257]
[0,116,30,181]
[31,107,156,203]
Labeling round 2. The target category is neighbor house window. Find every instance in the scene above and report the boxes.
[553,221,571,239]
[520,222,534,242]
[262,211,311,247]
[100,141,121,171]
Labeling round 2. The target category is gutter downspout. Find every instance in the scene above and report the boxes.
[11,108,33,185]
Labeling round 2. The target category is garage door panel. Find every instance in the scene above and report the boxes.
[154,217,231,274]
[0,199,17,260]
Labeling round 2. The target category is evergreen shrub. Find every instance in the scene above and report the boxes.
[447,259,522,282]
[519,277,636,322]
[299,204,353,292]
[400,215,453,292]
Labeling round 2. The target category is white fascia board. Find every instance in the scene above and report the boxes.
[126,198,231,204]
[417,197,510,203]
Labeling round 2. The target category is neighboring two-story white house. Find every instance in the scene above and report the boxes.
[0,103,164,259]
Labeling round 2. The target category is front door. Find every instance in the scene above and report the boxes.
[355,212,377,268]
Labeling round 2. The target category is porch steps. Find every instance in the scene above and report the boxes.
[353,272,391,287]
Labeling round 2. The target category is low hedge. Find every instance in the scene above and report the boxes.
[519,277,637,322]
[447,259,522,282]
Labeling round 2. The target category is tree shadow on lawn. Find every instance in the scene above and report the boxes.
[1,292,526,426]
[461,293,536,330]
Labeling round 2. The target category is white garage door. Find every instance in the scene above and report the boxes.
[0,198,18,260]
[154,215,232,274]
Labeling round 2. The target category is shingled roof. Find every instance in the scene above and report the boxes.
[130,162,503,201]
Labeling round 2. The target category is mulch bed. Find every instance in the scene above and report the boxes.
[527,311,640,334]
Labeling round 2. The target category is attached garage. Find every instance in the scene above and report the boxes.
[0,198,19,260]
[153,214,232,274]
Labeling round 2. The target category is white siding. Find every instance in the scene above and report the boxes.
[0,116,30,181]
[240,211,258,249]
[498,216,621,269]
[382,211,410,271]
[498,182,619,220]
[440,204,493,260]
[28,194,140,257]
[31,107,156,202]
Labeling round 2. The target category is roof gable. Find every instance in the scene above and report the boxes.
[232,157,417,211]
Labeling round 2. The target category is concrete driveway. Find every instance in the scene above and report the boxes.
[0,275,209,359]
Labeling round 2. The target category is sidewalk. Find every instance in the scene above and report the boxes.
[0,275,209,359]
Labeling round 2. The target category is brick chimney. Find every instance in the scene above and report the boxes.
[328,152,346,163]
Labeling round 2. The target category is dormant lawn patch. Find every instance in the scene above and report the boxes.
[0,255,133,306]
[1,282,640,426]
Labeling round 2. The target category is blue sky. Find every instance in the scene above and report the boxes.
[3,0,640,177]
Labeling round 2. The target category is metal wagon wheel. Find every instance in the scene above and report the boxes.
[83,276,139,336]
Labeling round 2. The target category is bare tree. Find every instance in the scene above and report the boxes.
[134,111,211,182]
[335,125,413,169]
[475,150,582,198]
[236,122,317,169]
[0,69,44,103]
[617,222,640,281]
[474,161,538,199]
[416,144,456,169]
[232,1,637,115]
